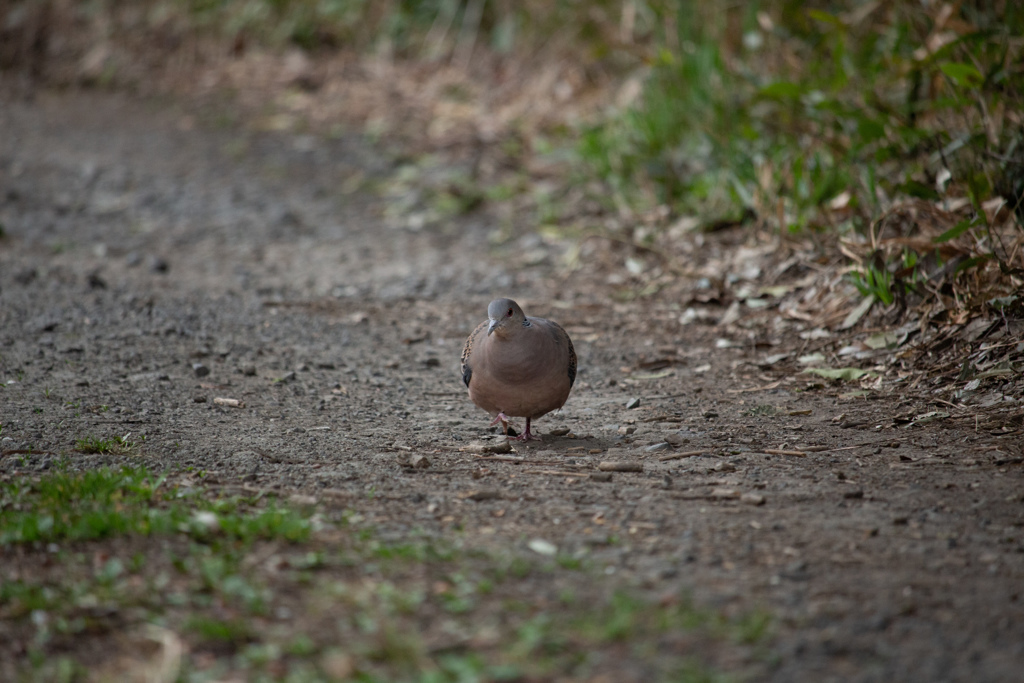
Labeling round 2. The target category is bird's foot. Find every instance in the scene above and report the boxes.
[489,412,517,437]
[510,418,542,441]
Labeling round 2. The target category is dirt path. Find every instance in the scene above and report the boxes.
[2,91,1023,681]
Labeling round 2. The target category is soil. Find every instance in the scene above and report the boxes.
[2,89,1023,682]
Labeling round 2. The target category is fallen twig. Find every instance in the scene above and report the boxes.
[598,461,643,472]
[213,397,244,408]
[658,450,707,462]
[728,380,784,394]
[764,448,807,457]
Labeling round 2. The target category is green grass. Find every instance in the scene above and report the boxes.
[74,433,138,454]
[186,615,256,644]
[577,1,1024,277]
[0,465,773,682]
[0,465,311,544]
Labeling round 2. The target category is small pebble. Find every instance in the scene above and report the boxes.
[645,442,670,452]
[87,272,107,289]
[547,427,570,436]
[192,362,210,378]
[409,454,430,469]
[626,397,641,410]
[15,268,38,285]
[527,539,557,556]
[741,492,766,506]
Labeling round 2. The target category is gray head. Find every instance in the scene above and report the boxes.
[487,298,526,336]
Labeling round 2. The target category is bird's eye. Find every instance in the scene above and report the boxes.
[507,308,513,316]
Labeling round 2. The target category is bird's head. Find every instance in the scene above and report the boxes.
[487,298,525,336]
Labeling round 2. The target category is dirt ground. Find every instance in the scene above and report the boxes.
[2,89,1024,682]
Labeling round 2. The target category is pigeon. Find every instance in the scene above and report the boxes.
[461,298,576,440]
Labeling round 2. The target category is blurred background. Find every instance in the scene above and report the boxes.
[1,0,1022,309]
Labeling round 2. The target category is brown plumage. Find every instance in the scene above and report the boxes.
[461,298,576,441]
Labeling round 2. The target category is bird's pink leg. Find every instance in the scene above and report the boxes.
[511,417,542,441]
[489,412,513,436]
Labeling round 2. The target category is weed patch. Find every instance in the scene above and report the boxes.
[0,466,311,544]
[0,467,772,681]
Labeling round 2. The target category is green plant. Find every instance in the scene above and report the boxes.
[186,615,255,644]
[849,262,896,305]
[848,249,926,306]
[0,466,313,545]
[74,433,135,454]
[579,1,1024,244]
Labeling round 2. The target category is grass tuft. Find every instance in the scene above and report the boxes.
[74,433,138,454]
[0,466,311,545]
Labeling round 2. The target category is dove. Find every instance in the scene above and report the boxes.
[461,298,576,441]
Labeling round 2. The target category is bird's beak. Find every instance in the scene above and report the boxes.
[487,318,498,335]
